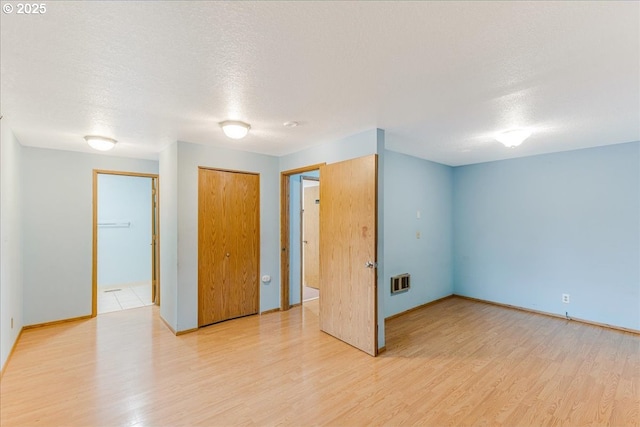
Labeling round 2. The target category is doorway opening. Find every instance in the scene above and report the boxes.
[280,164,324,311]
[92,170,160,316]
[301,176,320,304]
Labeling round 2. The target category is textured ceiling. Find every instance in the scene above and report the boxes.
[1,1,638,166]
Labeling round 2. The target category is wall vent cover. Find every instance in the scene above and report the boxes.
[391,273,410,294]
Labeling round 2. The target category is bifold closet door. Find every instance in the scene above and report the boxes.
[198,168,260,327]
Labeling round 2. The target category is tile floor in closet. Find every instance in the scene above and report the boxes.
[98,283,153,314]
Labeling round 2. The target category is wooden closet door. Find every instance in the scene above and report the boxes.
[198,168,260,327]
[226,171,260,320]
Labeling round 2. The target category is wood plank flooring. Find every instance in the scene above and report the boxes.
[1,297,638,426]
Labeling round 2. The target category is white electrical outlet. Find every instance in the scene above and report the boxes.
[562,293,570,304]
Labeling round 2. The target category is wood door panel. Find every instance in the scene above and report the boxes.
[199,169,227,325]
[319,155,377,356]
[227,172,260,319]
[198,169,259,327]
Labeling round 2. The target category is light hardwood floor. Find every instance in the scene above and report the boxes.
[1,297,638,426]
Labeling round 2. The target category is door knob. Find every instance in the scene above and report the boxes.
[365,261,377,268]
[226,253,230,257]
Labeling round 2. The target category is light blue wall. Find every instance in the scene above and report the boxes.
[159,142,178,330]
[453,141,640,330]
[21,147,158,325]
[98,174,152,287]
[0,123,24,372]
[383,150,454,318]
[289,170,320,306]
[279,129,379,172]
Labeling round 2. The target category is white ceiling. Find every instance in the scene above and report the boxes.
[1,1,638,166]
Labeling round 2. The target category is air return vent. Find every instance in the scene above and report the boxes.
[391,273,410,294]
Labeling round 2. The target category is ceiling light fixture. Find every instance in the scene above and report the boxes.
[220,120,251,139]
[495,129,532,148]
[283,121,299,127]
[85,135,117,151]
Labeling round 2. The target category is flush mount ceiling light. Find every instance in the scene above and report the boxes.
[220,120,251,139]
[84,135,117,151]
[283,121,299,127]
[495,129,532,148]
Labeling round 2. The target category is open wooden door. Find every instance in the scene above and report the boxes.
[319,155,377,356]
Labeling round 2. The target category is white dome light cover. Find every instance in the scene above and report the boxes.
[495,129,532,148]
[220,120,251,139]
[85,135,117,151]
